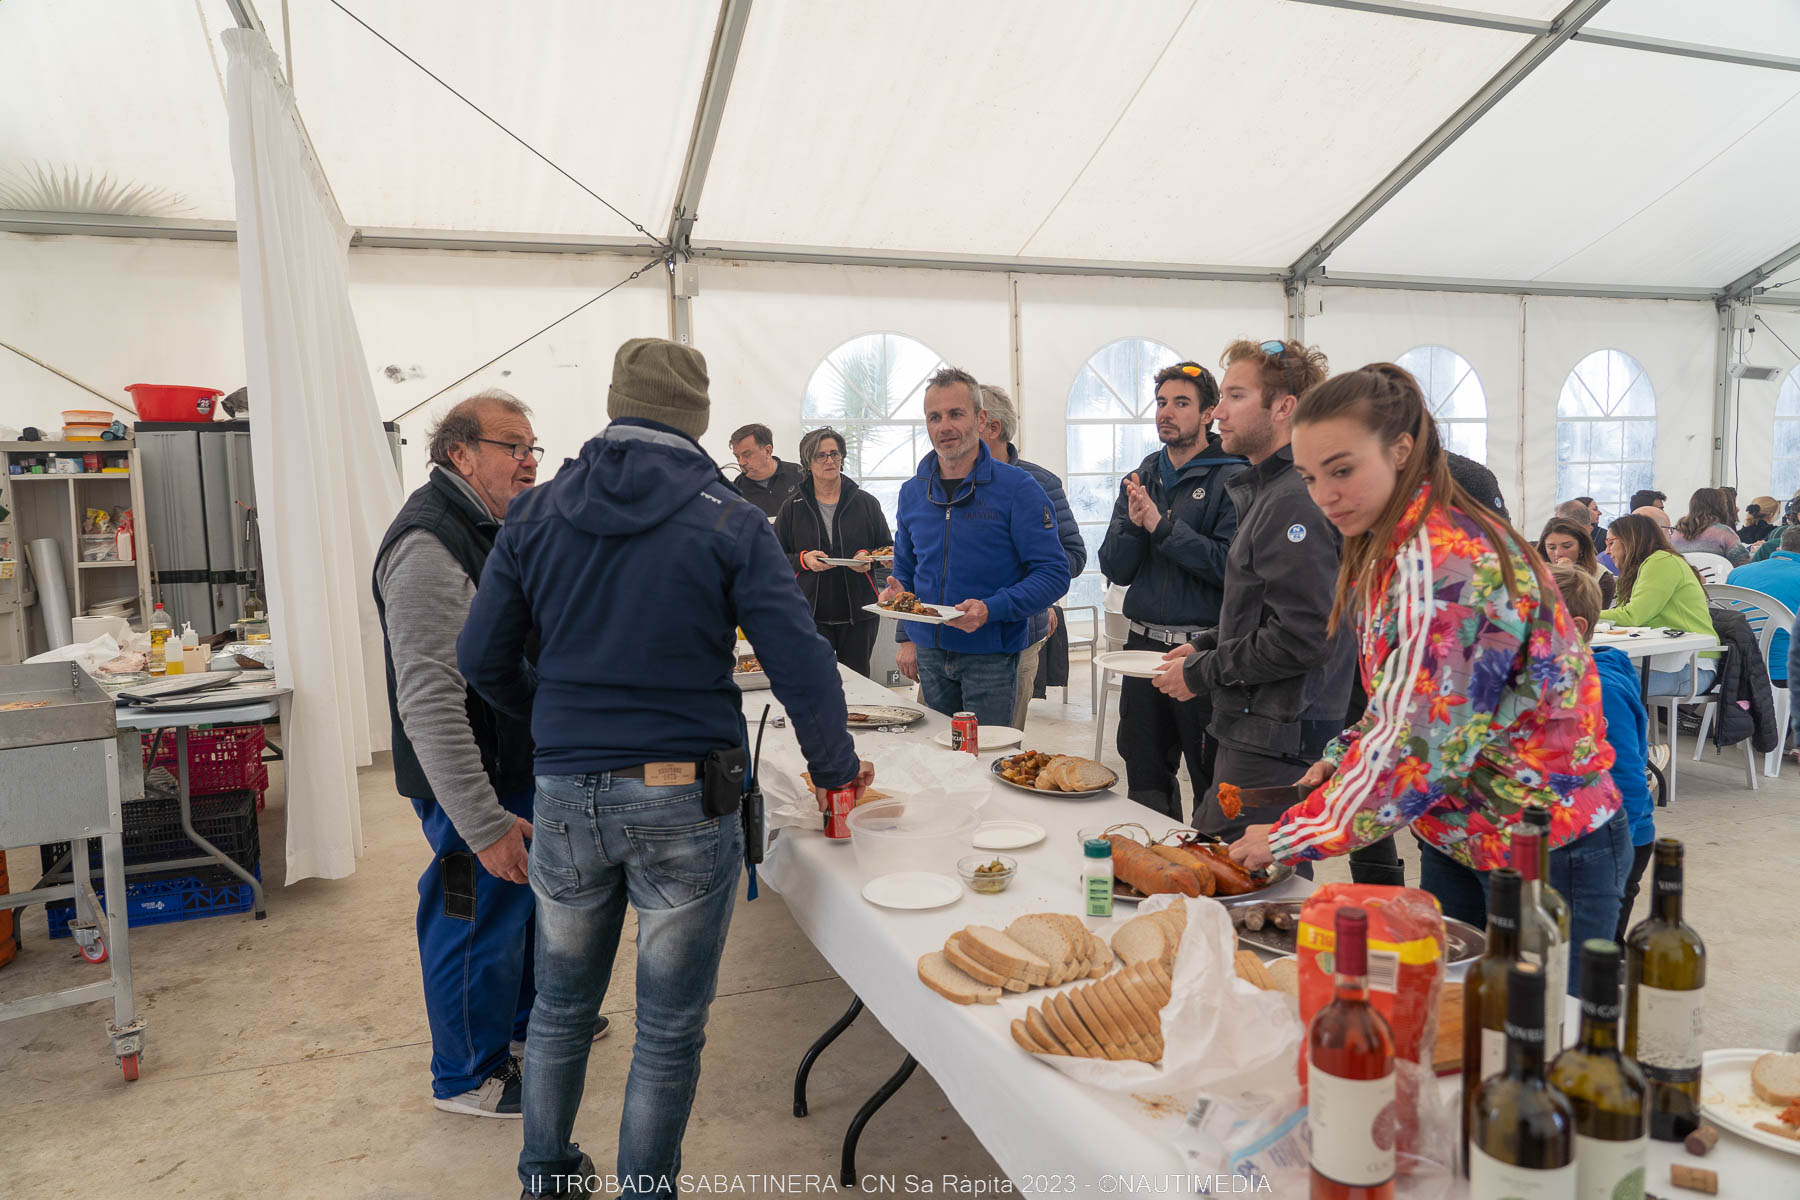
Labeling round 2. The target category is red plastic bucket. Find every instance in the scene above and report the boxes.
[126,384,223,422]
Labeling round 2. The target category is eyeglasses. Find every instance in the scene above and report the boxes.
[477,438,545,463]
[812,449,844,463]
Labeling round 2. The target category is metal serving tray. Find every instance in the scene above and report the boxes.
[0,662,117,751]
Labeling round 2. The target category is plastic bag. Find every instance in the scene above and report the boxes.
[757,726,990,832]
[25,633,122,676]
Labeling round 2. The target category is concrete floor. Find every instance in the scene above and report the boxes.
[3,674,1798,1198]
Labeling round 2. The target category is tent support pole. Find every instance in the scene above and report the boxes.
[1284,0,1612,282]
[1285,280,1309,344]
[668,0,754,255]
[1713,301,1738,488]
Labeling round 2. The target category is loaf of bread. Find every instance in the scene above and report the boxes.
[1009,960,1172,1062]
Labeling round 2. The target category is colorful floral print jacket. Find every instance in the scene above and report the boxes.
[1267,487,1622,870]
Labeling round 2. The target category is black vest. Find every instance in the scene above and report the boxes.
[372,468,535,801]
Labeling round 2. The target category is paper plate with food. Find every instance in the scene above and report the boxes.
[991,750,1117,797]
[864,594,961,623]
[1701,1049,1800,1155]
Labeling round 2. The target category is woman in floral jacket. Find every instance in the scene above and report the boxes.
[1229,363,1629,973]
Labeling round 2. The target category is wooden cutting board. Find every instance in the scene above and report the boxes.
[1435,982,1465,1073]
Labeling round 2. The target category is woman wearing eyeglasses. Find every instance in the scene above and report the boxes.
[1228,364,1628,981]
[774,427,893,678]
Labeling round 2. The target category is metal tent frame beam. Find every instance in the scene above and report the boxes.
[1284,0,1613,283]
[1721,238,1800,303]
[688,240,1284,284]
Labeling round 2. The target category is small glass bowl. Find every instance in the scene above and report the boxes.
[957,853,1017,894]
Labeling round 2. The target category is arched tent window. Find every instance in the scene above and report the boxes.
[1774,366,1800,499]
[1556,349,1656,523]
[1065,336,1181,610]
[802,332,947,520]
[1396,345,1487,463]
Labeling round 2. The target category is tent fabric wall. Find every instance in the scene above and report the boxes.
[1736,304,1800,502]
[693,259,1013,467]
[1520,296,1716,531]
[1307,288,1526,510]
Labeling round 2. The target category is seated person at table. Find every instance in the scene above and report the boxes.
[1548,563,1654,944]
[1739,496,1779,546]
[1538,516,1617,606]
[1727,525,1800,688]
[1669,486,1750,566]
[1600,513,1718,696]
[880,367,1071,727]
[1227,362,1627,988]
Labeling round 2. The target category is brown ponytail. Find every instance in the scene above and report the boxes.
[1294,363,1535,633]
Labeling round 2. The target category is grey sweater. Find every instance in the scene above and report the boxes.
[374,473,515,853]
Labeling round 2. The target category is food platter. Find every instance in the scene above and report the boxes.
[990,752,1117,799]
[1113,863,1296,906]
[845,703,926,730]
[1092,650,1173,679]
[1225,899,1485,959]
[733,654,770,691]
[1701,1049,1800,1156]
[863,600,960,624]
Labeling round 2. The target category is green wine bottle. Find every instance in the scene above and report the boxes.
[1550,940,1649,1200]
[1469,961,1578,1197]
[1522,806,1573,960]
[1462,867,1523,1172]
[1625,838,1706,1141]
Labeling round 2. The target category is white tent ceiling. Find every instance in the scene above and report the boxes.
[0,0,1796,302]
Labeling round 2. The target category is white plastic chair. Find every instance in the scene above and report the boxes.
[1062,604,1098,710]
[1702,584,1796,778]
[1683,551,1735,584]
[1092,584,1130,761]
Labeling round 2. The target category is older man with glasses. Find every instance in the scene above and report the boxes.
[374,389,607,1121]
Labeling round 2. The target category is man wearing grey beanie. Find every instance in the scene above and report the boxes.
[459,337,872,1200]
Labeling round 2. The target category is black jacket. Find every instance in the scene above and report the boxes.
[373,468,535,802]
[1739,519,1776,545]
[775,475,893,626]
[1182,445,1356,758]
[1097,437,1247,628]
[735,458,806,518]
[1707,606,1779,753]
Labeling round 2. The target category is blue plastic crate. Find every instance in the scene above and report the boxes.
[46,865,260,939]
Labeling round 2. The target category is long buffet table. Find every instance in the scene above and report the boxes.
[755,665,1793,1196]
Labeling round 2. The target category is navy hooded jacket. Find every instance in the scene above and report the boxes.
[891,441,1072,655]
[457,419,862,789]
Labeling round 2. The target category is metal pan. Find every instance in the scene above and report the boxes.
[990,754,1118,799]
[1229,900,1486,964]
[845,703,925,731]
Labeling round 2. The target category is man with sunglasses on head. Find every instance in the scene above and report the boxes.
[375,390,607,1120]
[880,367,1071,727]
[1098,361,1246,821]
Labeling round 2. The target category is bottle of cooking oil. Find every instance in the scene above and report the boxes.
[147,602,173,676]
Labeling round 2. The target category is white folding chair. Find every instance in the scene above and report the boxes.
[1702,584,1796,779]
[1061,604,1099,710]
[1643,644,1721,807]
[1683,551,1735,584]
[1093,584,1130,762]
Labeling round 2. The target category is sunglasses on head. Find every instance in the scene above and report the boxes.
[1260,339,1287,359]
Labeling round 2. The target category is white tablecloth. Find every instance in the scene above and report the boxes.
[754,667,1794,1196]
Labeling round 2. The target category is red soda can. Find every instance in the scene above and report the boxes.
[824,786,857,839]
[951,711,979,755]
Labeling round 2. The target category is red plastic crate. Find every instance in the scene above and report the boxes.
[143,725,268,793]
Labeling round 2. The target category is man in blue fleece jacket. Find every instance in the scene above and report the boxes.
[878,367,1071,727]
[459,338,871,1200]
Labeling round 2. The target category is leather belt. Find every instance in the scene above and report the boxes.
[614,762,703,781]
[1129,620,1210,646]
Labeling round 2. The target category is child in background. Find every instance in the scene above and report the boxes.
[1548,562,1655,942]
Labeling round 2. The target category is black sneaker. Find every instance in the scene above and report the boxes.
[431,1056,522,1119]
[510,1013,613,1059]
[522,1151,597,1198]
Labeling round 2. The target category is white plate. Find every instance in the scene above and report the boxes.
[1094,650,1176,679]
[863,601,960,624]
[932,725,1024,751]
[819,557,880,567]
[860,872,962,910]
[972,819,1047,850]
[1701,1048,1800,1156]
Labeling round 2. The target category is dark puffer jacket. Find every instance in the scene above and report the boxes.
[1706,605,1779,753]
[775,475,892,626]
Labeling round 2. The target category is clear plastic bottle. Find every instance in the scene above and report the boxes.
[147,602,173,676]
[1082,838,1113,919]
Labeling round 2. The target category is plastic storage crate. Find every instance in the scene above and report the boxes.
[46,863,260,938]
[142,724,268,792]
[39,788,261,877]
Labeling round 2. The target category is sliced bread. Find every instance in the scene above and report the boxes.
[1112,914,1169,969]
[1086,931,1114,978]
[944,933,1030,992]
[1038,993,1087,1055]
[917,952,1001,1005]
[1752,1052,1800,1106]
[1011,1017,1051,1055]
[1053,993,1106,1059]
[1006,915,1080,985]
[959,926,1050,986]
[1065,758,1115,791]
[1026,1007,1070,1055]
[1069,986,1125,1061]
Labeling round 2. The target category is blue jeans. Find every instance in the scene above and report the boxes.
[1645,661,1715,698]
[1415,807,1630,996]
[914,646,1020,727]
[518,772,744,1198]
[410,789,536,1099]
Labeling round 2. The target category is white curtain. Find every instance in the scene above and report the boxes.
[225,29,401,883]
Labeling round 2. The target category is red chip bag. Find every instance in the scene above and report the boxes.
[1297,884,1446,1163]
